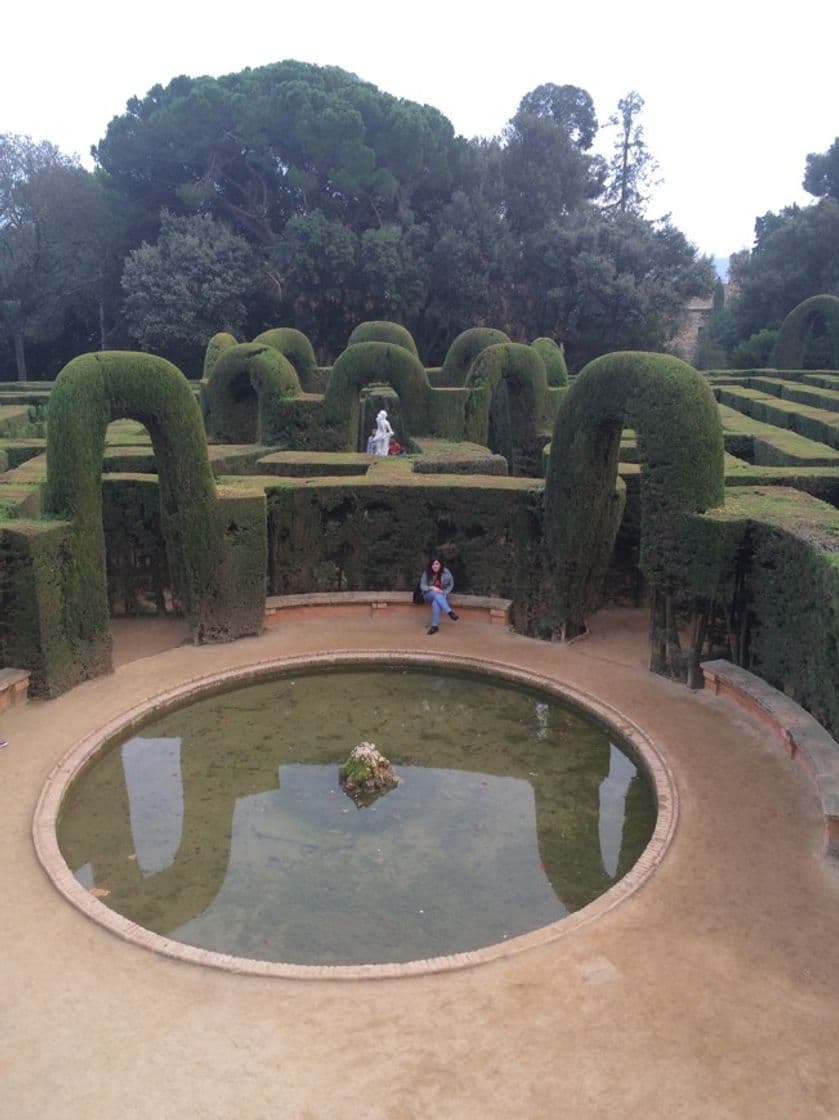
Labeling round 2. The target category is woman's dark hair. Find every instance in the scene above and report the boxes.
[425,554,444,577]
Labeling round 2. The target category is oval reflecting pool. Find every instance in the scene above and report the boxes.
[56,666,656,966]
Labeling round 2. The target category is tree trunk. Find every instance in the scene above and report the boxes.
[98,298,108,350]
[13,327,27,381]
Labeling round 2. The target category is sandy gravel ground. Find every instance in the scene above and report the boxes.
[1,608,838,1120]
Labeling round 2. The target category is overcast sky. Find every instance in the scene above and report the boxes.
[4,1,836,264]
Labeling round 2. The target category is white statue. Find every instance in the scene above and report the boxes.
[374,409,394,456]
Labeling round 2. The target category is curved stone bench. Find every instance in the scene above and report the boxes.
[703,659,839,856]
[264,591,511,628]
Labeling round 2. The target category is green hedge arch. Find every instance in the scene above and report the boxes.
[324,342,431,446]
[771,294,839,369]
[45,351,263,684]
[252,327,318,388]
[439,327,510,387]
[203,343,302,443]
[347,320,419,358]
[544,352,724,640]
[203,331,238,381]
[463,343,548,475]
[531,337,568,387]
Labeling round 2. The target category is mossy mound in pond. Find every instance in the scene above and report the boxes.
[339,742,400,807]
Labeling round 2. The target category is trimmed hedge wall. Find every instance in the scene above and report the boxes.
[544,352,724,637]
[203,343,303,443]
[438,327,510,387]
[103,476,171,615]
[347,321,419,358]
[43,351,265,690]
[203,331,238,381]
[772,295,839,370]
[747,517,839,736]
[324,342,431,446]
[464,343,548,476]
[531,337,568,387]
[686,487,839,736]
[0,519,81,696]
[252,327,318,389]
[265,475,545,606]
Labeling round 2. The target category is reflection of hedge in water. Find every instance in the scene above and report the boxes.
[772,295,839,370]
[58,671,654,932]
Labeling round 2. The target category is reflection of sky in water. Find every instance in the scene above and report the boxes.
[74,861,95,889]
[171,765,567,963]
[599,743,637,878]
[60,670,655,965]
[121,737,183,876]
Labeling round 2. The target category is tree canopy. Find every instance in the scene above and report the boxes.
[695,137,839,369]
[803,137,839,201]
[0,64,713,376]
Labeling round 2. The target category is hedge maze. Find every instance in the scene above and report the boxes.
[1,316,837,740]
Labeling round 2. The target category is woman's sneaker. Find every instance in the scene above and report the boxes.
[448,611,459,621]
[427,625,439,635]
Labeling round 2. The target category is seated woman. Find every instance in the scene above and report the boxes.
[419,556,459,635]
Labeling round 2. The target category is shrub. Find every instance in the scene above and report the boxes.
[324,342,431,447]
[531,337,568,386]
[43,351,264,690]
[544,352,724,639]
[347,321,419,358]
[464,343,548,475]
[772,295,839,370]
[439,327,510,387]
[252,327,318,388]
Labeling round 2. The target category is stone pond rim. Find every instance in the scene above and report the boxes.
[31,648,679,980]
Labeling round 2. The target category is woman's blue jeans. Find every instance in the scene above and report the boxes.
[425,590,451,626]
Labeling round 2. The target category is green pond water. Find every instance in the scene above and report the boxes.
[57,666,656,965]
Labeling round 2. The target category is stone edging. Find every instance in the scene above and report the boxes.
[703,659,839,855]
[32,650,678,981]
[0,667,29,712]
[264,592,512,627]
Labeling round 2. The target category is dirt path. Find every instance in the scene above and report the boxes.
[1,609,837,1119]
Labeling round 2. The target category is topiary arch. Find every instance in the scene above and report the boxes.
[438,327,510,387]
[531,337,568,387]
[45,351,263,685]
[324,342,431,446]
[544,352,724,659]
[347,321,419,358]
[463,343,548,476]
[203,331,238,381]
[771,294,839,369]
[202,343,302,443]
[252,327,318,388]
